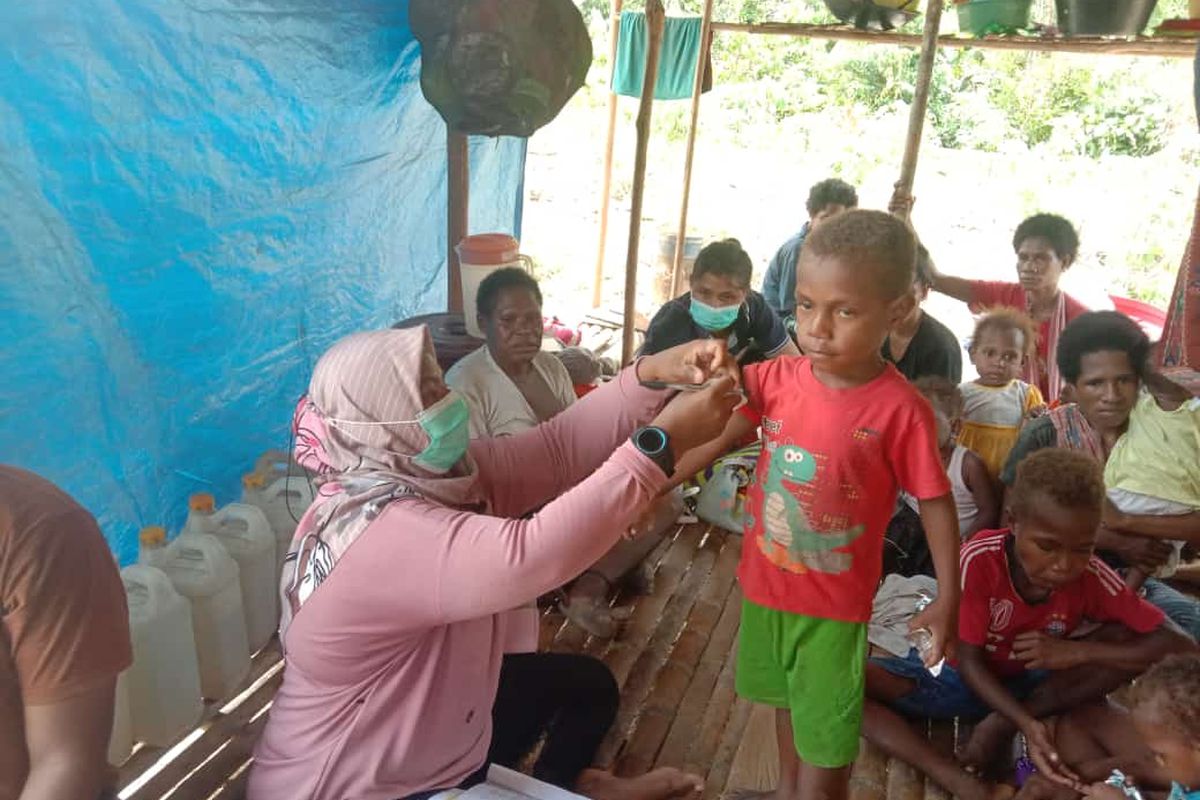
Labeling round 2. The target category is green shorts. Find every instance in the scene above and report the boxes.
[735,599,867,768]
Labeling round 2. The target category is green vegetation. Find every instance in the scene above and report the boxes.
[523,0,1196,311]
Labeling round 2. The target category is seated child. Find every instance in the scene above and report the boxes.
[959,308,1047,482]
[883,377,1001,577]
[1015,654,1200,800]
[1103,372,1200,591]
[1086,654,1200,800]
[908,376,1001,540]
[863,448,1194,800]
[674,210,963,800]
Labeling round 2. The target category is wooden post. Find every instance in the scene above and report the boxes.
[593,0,625,309]
[447,128,469,313]
[669,0,715,299]
[621,0,665,364]
[894,0,945,222]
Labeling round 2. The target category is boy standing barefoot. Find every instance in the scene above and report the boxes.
[718,210,962,800]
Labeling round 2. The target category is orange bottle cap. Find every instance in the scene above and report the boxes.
[139,525,166,546]
[189,493,216,513]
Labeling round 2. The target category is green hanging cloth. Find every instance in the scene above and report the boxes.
[611,12,713,101]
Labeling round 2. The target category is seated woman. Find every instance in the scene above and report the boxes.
[249,327,737,800]
[883,244,963,383]
[447,268,576,438]
[1000,311,1200,640]
[926,212,1090,403]
[642,238,799,364]
[447,268,671,638]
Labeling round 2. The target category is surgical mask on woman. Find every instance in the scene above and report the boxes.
[690,297,741,332]
[326,390,471,474]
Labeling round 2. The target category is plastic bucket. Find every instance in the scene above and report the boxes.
[455,234,533,338]
[956,0,1033,34]
[1054,0,1157,35]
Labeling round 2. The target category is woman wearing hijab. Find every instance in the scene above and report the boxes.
[248,327,740,800]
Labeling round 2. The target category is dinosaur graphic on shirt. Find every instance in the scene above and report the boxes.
[759,444,865,574]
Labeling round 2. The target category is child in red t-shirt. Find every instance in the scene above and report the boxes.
[863,449,1192,800]
[670,211,962,800]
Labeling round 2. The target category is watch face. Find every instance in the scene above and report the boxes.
[638,427,666,453]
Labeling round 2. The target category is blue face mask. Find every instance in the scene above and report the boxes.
[411,391,471,473]
[690,297,741,332]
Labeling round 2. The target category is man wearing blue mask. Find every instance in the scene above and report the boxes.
[642,238,798,365]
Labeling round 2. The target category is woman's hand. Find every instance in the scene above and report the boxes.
[651,376,743,456]
[638,340,740,388]
[1098,525,1173,574]
[888,182,916,218]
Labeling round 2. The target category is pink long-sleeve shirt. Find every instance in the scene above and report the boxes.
[248,369,669,800]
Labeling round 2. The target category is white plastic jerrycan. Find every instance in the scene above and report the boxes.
[121,563,204,746]
[242,472,314,580]
[138,524,169,568]
[157,501,250,699]
[108,670,133,766]
[186,493,277,654]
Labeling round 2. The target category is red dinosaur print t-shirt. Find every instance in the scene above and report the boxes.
[958,530,1164,677]
[737,358,951,623]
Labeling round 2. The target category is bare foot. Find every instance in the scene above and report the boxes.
[960,714,1017,778]
[576,767,704,800]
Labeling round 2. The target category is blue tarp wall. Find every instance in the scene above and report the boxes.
[0,1,526,565]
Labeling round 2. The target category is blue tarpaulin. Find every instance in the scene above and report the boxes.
[0,1,526,564]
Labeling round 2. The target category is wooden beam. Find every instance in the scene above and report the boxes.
[447,128,469,314]
[708,21,1198,58]
[896,0,945,222]
[621,0,666,364]
[670,0,716,300]
[594,0,625,309]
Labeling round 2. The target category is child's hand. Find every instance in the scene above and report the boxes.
[1012,632,1082,670]
[909,596,956,666]
[1021,719,1081,789]
[1026,403,1048,419]
[1083,784,1127,800]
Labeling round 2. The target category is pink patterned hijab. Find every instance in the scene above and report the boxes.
[280,327,484,644]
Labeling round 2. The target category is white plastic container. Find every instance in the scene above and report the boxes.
[108,670,133,766]
[121,564,204,746]
[186,494,277,654]
[456,234,533,338]
[242,472,315,580]
[155,504,250,699]
[138,524,169,568]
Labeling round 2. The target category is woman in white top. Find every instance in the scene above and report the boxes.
[447,268,672,638]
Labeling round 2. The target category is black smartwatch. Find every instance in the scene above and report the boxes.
[632,426,674,477]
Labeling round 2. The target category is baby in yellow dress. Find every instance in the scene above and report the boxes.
[958,308,1046,482]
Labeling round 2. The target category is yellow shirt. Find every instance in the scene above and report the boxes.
[1105,391,1200,509]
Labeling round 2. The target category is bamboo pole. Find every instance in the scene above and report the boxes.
[447,128,469,313]
[706,21,1197,58]
[593,0,625,309]
[895,0,945,223]
[669,0,716,300]
[622,0,666,364]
